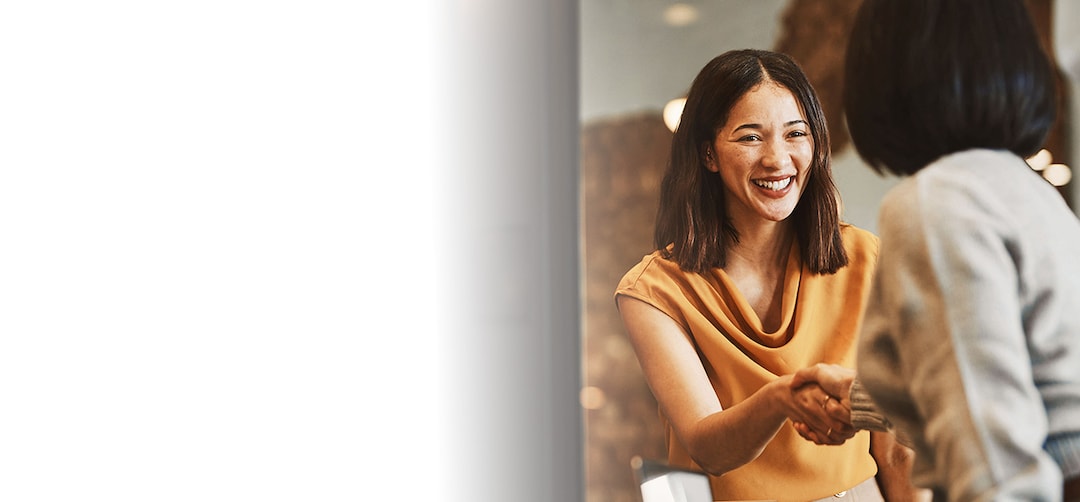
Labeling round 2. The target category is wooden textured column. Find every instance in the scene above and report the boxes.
[581,113,671,502]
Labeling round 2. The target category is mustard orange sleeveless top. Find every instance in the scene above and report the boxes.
[615,225,880,502]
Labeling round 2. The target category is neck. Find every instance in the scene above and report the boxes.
[727,220,794,270]
[721,220,795,333]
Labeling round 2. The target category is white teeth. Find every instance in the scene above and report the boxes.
[753,177,792,191]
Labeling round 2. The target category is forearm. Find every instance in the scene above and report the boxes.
[683,378,792,475]
[871,431,930,502]
[620,297,807,476]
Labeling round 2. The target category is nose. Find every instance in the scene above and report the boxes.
[761,140,795,170]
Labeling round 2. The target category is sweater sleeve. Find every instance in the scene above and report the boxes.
[849,379,893,433]
[857,175,1062,501]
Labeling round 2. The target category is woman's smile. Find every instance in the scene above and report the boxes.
[752,175,794,194]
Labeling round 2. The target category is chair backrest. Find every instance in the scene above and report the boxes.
[631,456,713,502]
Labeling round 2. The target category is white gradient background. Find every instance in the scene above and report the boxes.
[0,1,581,501]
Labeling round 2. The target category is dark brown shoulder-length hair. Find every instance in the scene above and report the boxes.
[654,49,847,275]
[844,0,1057,176]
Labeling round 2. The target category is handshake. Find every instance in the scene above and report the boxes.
[786,363,893,446]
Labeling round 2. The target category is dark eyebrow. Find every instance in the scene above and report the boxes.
[732,119,808,133]
[732,123,762,132]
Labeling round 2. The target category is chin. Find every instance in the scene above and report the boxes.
[758,205,797,222]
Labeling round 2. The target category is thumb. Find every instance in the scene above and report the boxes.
[790,365,820,389]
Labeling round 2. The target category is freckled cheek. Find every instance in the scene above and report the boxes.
[729,152,756,169]
[795,146,813,175]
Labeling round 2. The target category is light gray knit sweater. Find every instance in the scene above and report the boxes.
[856,149,1080,501]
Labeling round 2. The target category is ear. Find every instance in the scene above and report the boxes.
[703,148,719,173]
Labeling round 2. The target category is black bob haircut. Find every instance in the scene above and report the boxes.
[844,0,1058,176]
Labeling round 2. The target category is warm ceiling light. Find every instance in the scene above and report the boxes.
[663,97,686,132]
[1027,148,1052,171]
[1043,163,1072,187]
[663,3,700,27]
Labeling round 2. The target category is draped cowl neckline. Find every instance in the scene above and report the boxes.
[702,240,802,349]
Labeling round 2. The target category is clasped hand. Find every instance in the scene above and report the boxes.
[787,363,858,445]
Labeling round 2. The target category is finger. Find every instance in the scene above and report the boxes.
[818,393,849,431]
[803,407,835,437]
[832,429,858,442]
[825,420,855,441]
[824,397,852,417]
[793,386,838,435]
[820,426,848,446]
[805,417,850,446]
[826,423,859,445]
[797,415,838,444]
[832,422,856,436]
[823,401,853,426]
[792,421,813,441]
[819,394,856,433]
[820,393,834,411]
[792,422,828,445]
[814,434,833,445]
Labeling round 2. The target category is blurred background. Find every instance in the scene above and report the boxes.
[578,1,1080,501]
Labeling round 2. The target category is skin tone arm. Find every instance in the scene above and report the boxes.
[871,431,931,502]
[617,295,851,475]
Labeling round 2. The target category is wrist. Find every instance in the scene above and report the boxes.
[768,374,798,419]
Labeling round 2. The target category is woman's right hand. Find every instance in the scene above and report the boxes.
[782,373,855,445]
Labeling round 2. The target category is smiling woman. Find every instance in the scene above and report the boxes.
[613,49,921,502]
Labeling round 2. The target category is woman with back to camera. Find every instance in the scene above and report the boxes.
[842,0,1080,500]
[614,49,921,501]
